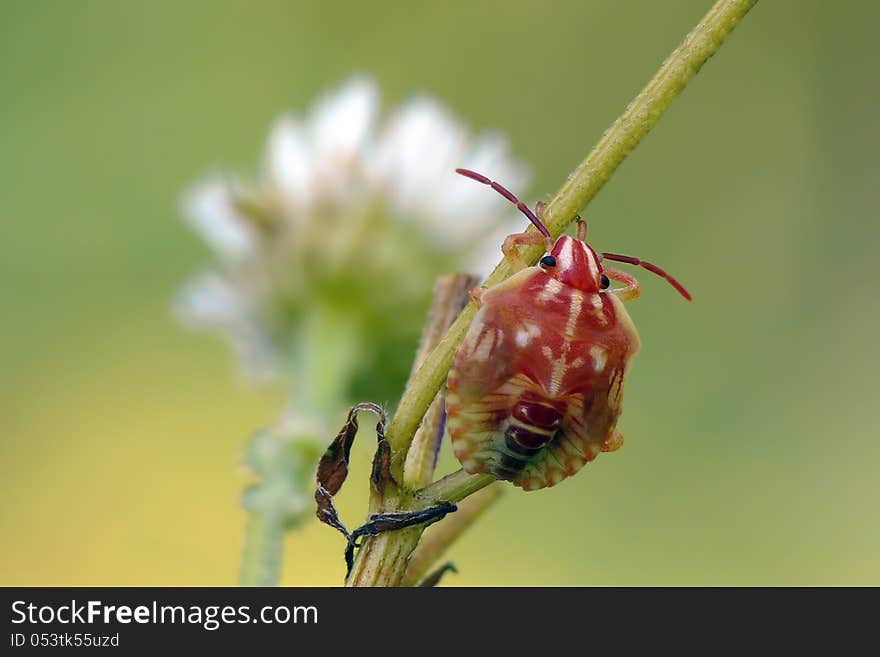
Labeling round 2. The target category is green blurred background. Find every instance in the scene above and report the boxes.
[2,0,878,586]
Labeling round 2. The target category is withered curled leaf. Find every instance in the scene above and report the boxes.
[314,402,388,542]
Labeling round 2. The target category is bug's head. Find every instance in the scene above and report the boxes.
[540,220,607,293]
[454,167,691,300]
[455,168,604,288]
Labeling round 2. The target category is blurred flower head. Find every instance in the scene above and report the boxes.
[175,75,529,394]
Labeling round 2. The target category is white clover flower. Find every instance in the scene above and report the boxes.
[175,75,530,382]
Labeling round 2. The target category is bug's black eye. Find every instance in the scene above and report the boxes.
[600,274,610,289]
[540,255,556,268]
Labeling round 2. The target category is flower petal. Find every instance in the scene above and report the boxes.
[444,132,531,220]
[311,75,379,162]
[179,77,534,384]
[370,98,531,249]
[183,180,259,262]
[174,272,279,380]
[370,97,473,241]
[174,271,247,328]
[309,75,379,202]
[267,115,314,212]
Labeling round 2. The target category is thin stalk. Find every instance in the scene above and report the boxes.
[416,469,496,505]
[351,0,758,586]
[402,275,478,487]
[240,304,361,586]
[239,511,283,586]
[402,485,502,586]
[385,0,758,464]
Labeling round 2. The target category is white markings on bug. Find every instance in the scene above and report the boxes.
[549,290,584,396]
[589,291,608,325]
[590,345,607,373]
[462,318,484,352]
[538,278,563,303]
[548,351,566,396]
[583,243,600,279]
[564,292,583,338]
[515,321,541,348]
[555,240,573,273]
[471,326,496,362]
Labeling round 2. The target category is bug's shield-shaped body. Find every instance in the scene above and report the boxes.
[446,266,640,491]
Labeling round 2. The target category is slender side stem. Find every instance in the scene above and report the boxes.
[402,275,478,487]
[346,471,496,586]
[239,511,283,586]
[240,304,361,587]
[416,469,496,505]
[346,277,475,587]
[402,484,502,586]
[384,0,758,463]
[294,303,364,419]
[540,0,758,242]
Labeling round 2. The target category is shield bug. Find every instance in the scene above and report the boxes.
[446,168,691,491]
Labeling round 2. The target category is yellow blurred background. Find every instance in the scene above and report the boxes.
[2,0,878,586]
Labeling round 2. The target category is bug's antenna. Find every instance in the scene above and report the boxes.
[601,252,692,301]
[455,168,553,249]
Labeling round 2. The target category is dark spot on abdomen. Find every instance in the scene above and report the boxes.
[504,429,545,456]
[495,396,566,477]
[512,399,565,429]
[505,424,554,451]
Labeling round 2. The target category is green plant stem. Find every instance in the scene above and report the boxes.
[402,484,502,586]
[384,0,758,465]
[350,0,758,587]
[346,524,424,587]
[239,511,283,586]
[240,305,361,586]
[295,303,364,418]
[402,275,477,487]
[416,469,496,505]
[345,471,497,586]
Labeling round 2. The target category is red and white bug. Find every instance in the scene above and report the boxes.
[446,168,691,491]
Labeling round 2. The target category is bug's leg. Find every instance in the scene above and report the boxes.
[600,431,624,453]
[603,265,642,302]
[502,231,549,272]
[470,286,488,306]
